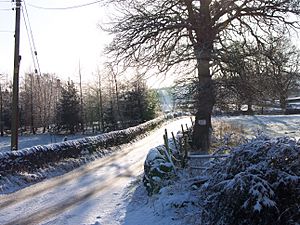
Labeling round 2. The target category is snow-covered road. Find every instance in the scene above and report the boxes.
[0,117,192,225]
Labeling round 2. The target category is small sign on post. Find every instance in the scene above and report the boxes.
[198,119,207,126]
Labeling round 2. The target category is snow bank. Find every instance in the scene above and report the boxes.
[0,114,180,174]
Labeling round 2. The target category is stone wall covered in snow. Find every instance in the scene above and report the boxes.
[0,114,181,173]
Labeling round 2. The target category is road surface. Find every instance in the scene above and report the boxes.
[0,117,192,225]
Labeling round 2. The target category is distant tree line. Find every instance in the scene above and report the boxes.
[0,70,159,136]
[172,35,300,115]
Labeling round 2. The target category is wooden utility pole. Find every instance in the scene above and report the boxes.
[11,0,21,150]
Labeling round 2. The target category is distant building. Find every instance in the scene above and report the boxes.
[286,97,300,114]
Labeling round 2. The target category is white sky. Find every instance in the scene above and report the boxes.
[0,0,111,84]
[0,1,299,87]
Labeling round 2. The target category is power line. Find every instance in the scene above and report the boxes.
[21,7,38,73]
[27,0,102,10]
[22,0,41,75]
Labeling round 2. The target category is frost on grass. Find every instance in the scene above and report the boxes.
[198,136,300,225]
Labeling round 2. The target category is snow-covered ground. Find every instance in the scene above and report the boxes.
[0,117,194,225]
[0,115,299,225]
[2,114,298,153]
[213,114,300,140]
[0,133,97,153]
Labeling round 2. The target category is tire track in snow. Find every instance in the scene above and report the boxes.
[0,128,156,209]
[0,117,192,225]
[3,162,141,225]
[0,147,133,210]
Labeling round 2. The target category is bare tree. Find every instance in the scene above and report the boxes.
[105,0,300,151]
[263,36,300,112]
[0,76,4,136]
[0,76,12,134]
[216,36,300,114]
[24,74,36,134]
[216,42,268,114]
[78,62,85,132]
[21,73,61,133]
[106,63,122,124]
[84,69,105,132]
[96,69,105,132]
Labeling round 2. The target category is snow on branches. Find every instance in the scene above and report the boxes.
[198,136,300,225]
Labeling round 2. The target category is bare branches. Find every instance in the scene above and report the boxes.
[104,1,194,73]
[213,0,300,42]
[104,0,300,76]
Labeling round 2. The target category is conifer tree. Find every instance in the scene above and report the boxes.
[56,81,81,134]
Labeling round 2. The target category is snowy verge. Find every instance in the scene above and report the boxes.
[118,174,200,225]
[141,134,300,224]
[0,114,182,174]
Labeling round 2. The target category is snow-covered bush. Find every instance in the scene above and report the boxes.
[143,145,176,195]
[198,136,300,225]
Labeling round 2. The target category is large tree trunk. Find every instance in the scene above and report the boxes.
[186,0,215,152]
[247,102,254,115]
[279,94,287,114]
[192,57,215,152]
